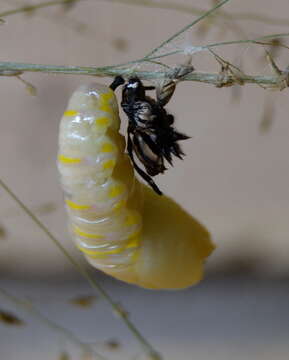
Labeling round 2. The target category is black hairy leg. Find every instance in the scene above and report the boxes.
[127,134,162,195]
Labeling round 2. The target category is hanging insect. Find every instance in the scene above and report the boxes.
[110,75,190,195]
[58,82,214,290]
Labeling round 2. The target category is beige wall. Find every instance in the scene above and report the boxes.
[0,0,289,277]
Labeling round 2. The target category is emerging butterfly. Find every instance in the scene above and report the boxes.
[57,81,214,290]
[110,76,190,195]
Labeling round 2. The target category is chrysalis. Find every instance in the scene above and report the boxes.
[58,83,214,290]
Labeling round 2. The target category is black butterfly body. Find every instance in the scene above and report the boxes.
[110,76,189,195]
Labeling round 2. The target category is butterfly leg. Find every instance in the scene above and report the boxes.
[127,133,162,196]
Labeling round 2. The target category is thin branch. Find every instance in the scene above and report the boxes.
[0,60,288,88]
[145,0,232,57]
[227,10,289,27]
[0,287,106,360]
[0,32,288,89]
[142,32,289,61]
[1,0,289,28]
[1,0,90,35]
[208,32,289,49]
[114,0,289,28]
[0,178,161,360]
[0,0,84,18]
[1,31,286,79]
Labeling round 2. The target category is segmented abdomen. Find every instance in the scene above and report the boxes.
[58,83,143,269]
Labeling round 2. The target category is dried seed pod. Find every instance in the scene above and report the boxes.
[0,310,24,326]
[58,83,214,290]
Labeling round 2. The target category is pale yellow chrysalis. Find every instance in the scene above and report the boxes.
[58,83,215,290]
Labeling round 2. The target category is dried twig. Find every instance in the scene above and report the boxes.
[0,177,161,360]
[0,286,106,360]
[1,0,289,28]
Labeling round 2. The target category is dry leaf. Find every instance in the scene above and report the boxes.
[104,338,121,351]
[0,310,24,326]
[69,295,97,308]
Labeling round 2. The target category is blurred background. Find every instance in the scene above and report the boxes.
[0,0,288,359]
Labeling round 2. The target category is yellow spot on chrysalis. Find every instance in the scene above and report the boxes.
[98,91,114,115]
[73,226,104,239]
[76,237,140,259]
[77,244,109,259]
[77,230,140,259]
[58,154,81,164]
[65,199,91,210]
[78,244,123,257]
[109,185,124,198]
[64,110,79,117]
[102,159,116,170]
[95,117,110,126]
[101,143,115,153]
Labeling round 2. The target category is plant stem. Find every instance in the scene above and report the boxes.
[0,0,85,17]
[144,32,289,61]
[0,178,161,360]
[145,0,232,57]
[0,287,107,360]
[0,61,287,88]
[1,0,289,28]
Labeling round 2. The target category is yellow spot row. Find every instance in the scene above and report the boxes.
[58,154,81,164]
[73,225,104,239]
[64,110,79,117]
[98,91,114,115]
[65,199,91,211]
[77,233,141,259]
